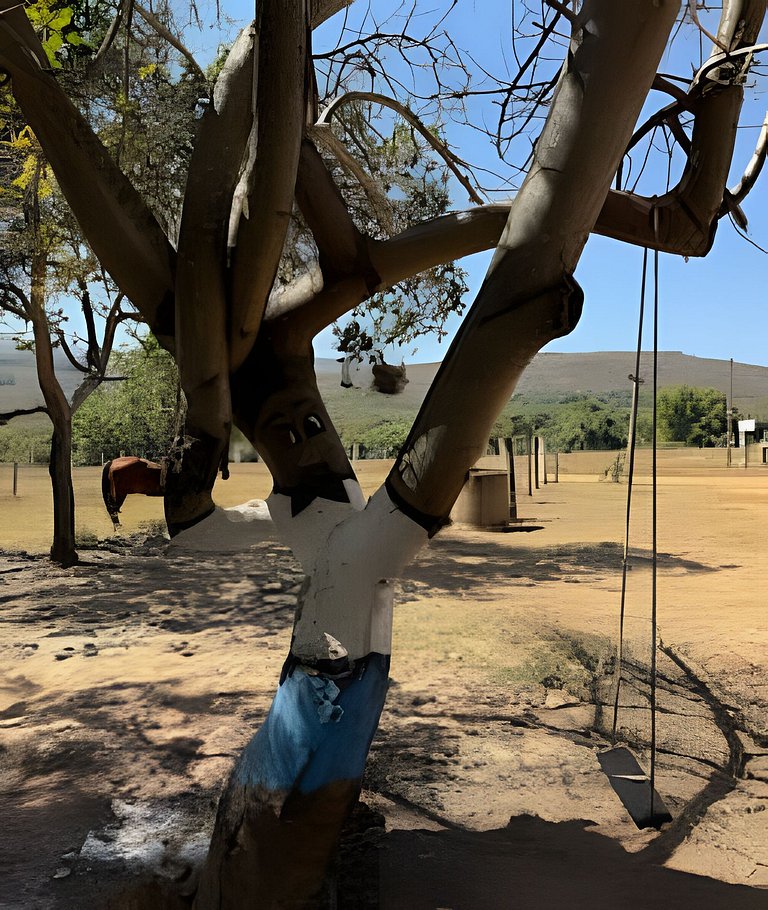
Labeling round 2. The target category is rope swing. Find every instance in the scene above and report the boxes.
[598,227,672,830]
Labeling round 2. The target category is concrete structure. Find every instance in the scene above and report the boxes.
[451,469,510,528]
[737,419,768,465]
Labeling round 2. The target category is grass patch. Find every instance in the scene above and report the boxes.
[491,630,615,700]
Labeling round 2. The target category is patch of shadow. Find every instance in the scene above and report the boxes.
[156,737,206,774]
[365,712,463,823]
[402,538,718,597]
[1,782,111,909]
[378,815,768,909]
[0,701,27,720]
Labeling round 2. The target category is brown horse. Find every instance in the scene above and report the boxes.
[101,456,164,529]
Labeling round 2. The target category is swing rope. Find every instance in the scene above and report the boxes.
[611,246,648,743]
[650,239,660,818]
[609,225,663,826]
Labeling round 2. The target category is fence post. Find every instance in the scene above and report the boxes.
[533,436,540,489]
[13,462,18,496]
[555,451,559,483]
[527,435,533,496]
[541,437,547,485]
[504,438,517,520]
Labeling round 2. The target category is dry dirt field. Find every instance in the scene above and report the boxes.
[1,453,767,909]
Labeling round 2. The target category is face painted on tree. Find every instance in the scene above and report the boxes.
[255,382,356,518]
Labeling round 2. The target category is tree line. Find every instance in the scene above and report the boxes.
[0,339,733,462]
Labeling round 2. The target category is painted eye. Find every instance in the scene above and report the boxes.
[304,414,325,437]
[288,428,299,445]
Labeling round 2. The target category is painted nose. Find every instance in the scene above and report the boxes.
[296,440,327,468]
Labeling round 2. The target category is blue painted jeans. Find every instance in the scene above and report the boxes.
[236,652,390,795]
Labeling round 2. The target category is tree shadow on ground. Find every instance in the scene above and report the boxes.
[402,537,719,596]
[378,815,767,910]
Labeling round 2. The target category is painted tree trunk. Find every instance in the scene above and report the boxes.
[195,3,680,904]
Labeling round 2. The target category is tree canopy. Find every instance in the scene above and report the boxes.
[657,384,727,447]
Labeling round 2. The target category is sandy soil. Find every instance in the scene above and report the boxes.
[1,456,767,908]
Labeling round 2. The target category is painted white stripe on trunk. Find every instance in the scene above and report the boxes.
[268,484,427,662]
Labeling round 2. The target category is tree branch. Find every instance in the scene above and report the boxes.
[264,204,508,335]
[175,22,254,414]
[724,110,768,219]
[294,137,375,285]
[133,3,206,81]
[594,0,767,256]
[384,0,679,525]
[0,405,48,421]
[55,330,90,373]
[310,0,353,29]
[317,90,485,205]
[309,123,396,235]
[0,279,30,318]
[92,0,124,65]
[227,0,310,372]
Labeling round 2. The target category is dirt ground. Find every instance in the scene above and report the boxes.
[1,455,767,909]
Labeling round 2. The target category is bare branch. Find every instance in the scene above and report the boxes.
[317,90,485,205]
[309,124,396,235]
[310,0,353,29]
[227,3,310,371]
[92,0,125,65]
[544,0,579,26]
[134,3,206,81]
[55,331,89,373]
[686,0,728,53]
[597,0,768,256]
[294,138,374,284]
[385,0,680,526]
[0,405,48,421]
[727,111,768,208]
[265,204,510,335]
[175,22,253,404]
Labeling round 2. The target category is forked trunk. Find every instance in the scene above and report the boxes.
[194,3,679,905]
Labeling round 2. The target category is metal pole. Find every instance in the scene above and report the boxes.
[13,462,18,496]
[533,436,540,489]
[541,437,547,484]
[555,451,559,483]
[727,358,733,467]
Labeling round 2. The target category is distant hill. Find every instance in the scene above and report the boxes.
[0,340,82,410]
[3,341,767,429]
[316,351,768,420]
